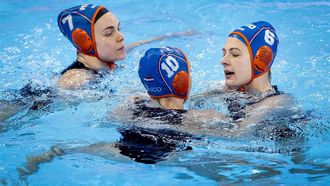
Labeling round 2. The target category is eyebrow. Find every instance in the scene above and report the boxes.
[222,48,241,51]
[229,48,241,52]
[102,22,121,32]
[103,26,115,32]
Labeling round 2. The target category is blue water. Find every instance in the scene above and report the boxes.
[0,0,330,185]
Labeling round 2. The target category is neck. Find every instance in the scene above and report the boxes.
[157,97,184,110]
[76,52,114,71]
[243,72,272,93]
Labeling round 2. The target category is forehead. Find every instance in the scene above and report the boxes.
[95,12,118,29]
[224,37,247,50]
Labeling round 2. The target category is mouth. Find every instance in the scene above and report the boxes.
[117,46,125,51]
[224,70,235,79]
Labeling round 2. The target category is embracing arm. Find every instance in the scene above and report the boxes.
[108,94,149,123]
[189,81,228,103]
[181,109,239,137]
[126,30,198,53]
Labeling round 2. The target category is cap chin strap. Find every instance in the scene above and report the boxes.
[90,6,104,58]
[238,70,271,92]
[106,62,116,70]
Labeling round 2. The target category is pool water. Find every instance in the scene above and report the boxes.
[1,0,330,185]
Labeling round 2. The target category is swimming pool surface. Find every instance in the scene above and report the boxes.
[0,0,330,185]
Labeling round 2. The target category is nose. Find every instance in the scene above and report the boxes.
[117,31,124,42]
[221,55,230,66]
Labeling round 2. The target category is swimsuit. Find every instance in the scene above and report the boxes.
[114,100,193,164]
[225,86,282,121]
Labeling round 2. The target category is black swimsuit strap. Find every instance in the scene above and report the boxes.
[60,61,98,75]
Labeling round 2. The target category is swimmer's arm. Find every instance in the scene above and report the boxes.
[0,106,18,121]
[108,96,144,123]
[17,143,128,178]
[17,146,65,178]
[189,90,220,101]
[239,94,297,127]
[0,100,26,122]
[109,104,133,123]
[185,109,228,123]
[108,94,148,123]
[126,30,198,53]
[189,81,228,102]
[56,69,95,90]
[74,142,131,162]
[181,109,238,136]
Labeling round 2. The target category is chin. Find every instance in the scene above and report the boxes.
[225,79,234,87]
[116,53,126,61]
[225,80,240,89]
[120,54,126,60]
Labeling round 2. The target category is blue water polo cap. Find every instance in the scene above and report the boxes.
[57,4,109,56]
[139,47,191,100]
[229,21,279,79]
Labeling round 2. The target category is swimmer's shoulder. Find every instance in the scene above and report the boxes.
[56,69,96,90]
[259,93,295,108]
[245,93,296,114]
[241,93,297,127]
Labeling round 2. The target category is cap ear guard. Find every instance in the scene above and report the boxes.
[254,46,273,72]
[172,71,189,96]
[71,28,93,53]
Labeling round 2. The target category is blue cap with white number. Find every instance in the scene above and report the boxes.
[229,21,279,78]
[139,47,191,100]
[57,4,109,56]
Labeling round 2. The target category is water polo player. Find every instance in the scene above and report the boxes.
[191,21,297,126]
[56,4,197,89]
[56,4,125,89]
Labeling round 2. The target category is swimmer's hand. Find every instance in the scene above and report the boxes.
[17,146,64,177]
[126,30,198,52]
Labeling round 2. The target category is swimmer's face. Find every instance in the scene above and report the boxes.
[221,37,252,88]
[94,12,126,63]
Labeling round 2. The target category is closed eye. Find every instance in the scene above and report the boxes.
[103,26,115,36]
[230,48,241,57]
